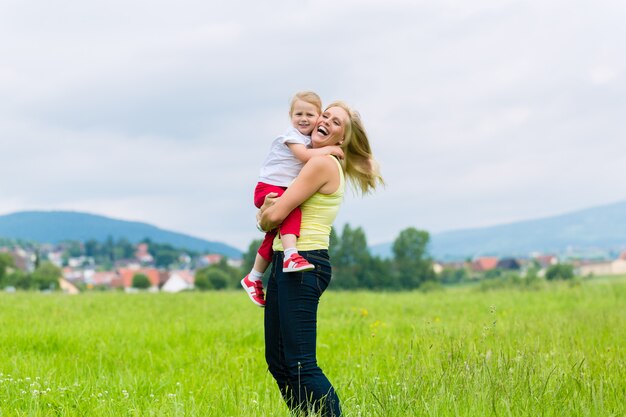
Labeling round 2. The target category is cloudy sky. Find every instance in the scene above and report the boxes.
[2,0,625,251]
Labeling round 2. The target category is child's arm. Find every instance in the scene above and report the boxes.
[287,143,344,162]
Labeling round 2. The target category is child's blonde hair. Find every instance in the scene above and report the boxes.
[289,91,322,116]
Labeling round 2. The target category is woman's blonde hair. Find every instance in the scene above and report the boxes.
[289,91,322,116]
[327,101,384,195]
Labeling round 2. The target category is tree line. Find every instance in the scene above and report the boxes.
[1,224,580,292]
[0,225,438,291]
[0,253,61,291]
[68,237,198,269]
[196,225,436,291]
[196,224,579,291]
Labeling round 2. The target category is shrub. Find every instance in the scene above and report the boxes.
[132,273,151,289]
[545,264,575,281]
[194,268,229,290]
[31,262,62,291]
[477,272,546,292]
[419,280,444,293]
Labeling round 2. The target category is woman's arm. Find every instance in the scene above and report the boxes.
[258,156,336,231]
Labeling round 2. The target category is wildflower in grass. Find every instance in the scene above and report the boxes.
[370,319,385,338]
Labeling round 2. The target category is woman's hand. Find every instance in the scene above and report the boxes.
[256,192,279,232]
[257,156,336,232]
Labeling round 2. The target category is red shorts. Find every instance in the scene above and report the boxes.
[254,182,302,262]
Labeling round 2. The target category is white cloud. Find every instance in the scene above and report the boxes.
[1,0,626,250]
[590,66,619,85]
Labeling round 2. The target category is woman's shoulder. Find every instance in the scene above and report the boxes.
[306,155,341,171]
[304,156,342,190]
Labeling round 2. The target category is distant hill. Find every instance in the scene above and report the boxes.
[370,199,626,260]
[0,211,242,259]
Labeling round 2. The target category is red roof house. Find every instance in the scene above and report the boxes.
[117,267,161,288]
[471,257,499,272]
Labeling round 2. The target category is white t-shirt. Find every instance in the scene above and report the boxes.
[258,126,311,187]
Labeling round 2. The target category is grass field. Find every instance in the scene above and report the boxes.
[1,277,624,416]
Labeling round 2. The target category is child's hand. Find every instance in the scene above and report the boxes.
[328,146,344,160]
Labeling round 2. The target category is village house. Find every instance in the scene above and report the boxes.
[197,254,224,267]
[47,250,64,268]
[62,266,85,283]
[496,257,521,270]
[227,258,243,268]
[135,243,154,264]
[471,256,499,272]
[2,247,36,272]
[116,267,161,292]
[432,262,444,274]
[67,256,95,268]
[533,254,558,269]
[88,271,120,288]
[59,278,80,295]
[1,242,236,294]
[162,270,195,293]
[576,252,626,276]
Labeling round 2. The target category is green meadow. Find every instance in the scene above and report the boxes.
[1,278,624,416]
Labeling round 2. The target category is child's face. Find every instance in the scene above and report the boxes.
[291,100,320,136]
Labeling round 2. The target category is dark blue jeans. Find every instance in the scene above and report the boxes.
[264,250,342,417]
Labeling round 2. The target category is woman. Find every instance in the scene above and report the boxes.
[258,101,383,417]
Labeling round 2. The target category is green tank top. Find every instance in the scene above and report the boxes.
[273,156,345,251]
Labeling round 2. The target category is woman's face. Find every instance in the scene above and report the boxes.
[310,106,349,149]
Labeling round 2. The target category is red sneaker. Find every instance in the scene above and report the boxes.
[240,275,265,307]
[283,253,315,273]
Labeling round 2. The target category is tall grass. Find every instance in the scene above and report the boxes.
[1,279,624,416]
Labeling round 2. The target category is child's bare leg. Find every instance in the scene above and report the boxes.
[248,253,270,281]
[281,234,297,252]
[282,233,314,272]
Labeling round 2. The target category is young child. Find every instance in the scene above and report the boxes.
[241,91,344,307]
